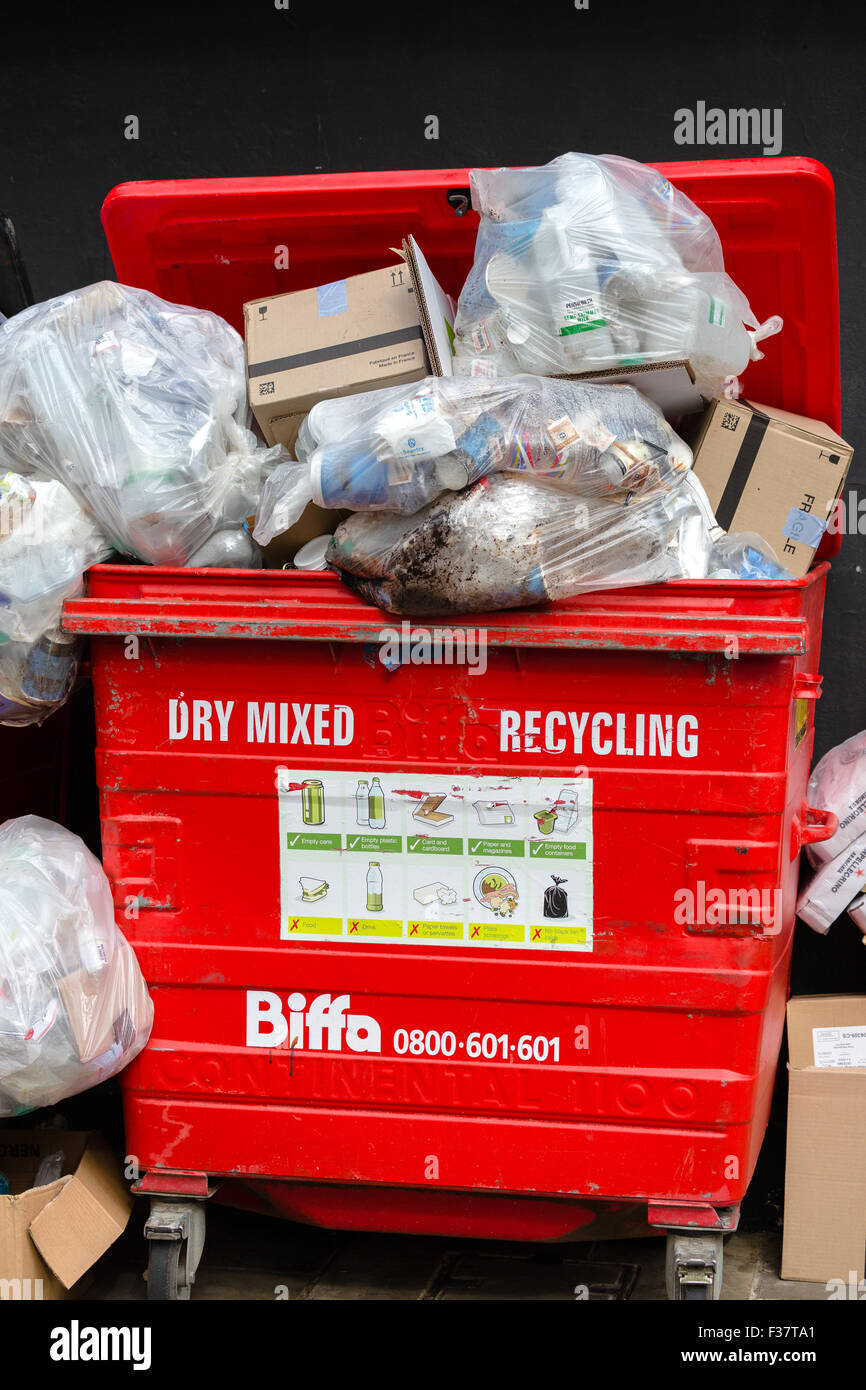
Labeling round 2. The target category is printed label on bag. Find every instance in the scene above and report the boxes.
[277,770,594,951]
[708,296,726,327]
[546,415,581,449]
[558,297,607,336]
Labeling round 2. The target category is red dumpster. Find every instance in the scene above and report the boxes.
[64,157,842,1299]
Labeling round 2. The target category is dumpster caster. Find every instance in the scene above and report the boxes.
[665,1232,723,1301]
[144,1199,206,1301]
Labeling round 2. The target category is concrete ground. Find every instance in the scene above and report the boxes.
[86,1203,831,1301]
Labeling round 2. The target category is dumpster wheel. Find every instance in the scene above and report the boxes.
[144,1199,206,1301]
[665,1232,723,1300]
[147,1239,184,1301]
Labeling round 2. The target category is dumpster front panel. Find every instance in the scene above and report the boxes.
[75,566,828,1213]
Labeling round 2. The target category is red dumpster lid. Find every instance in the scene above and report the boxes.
[101,158,840,430]
[101,157,841,560]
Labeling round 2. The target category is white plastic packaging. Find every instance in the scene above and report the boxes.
[0,472,112,726]
[804,728,866,867]
[453,153,781,397]
[0,816,153,1116]
[0,282,286,567]
[796,831,866,935]
[253,373,694,545]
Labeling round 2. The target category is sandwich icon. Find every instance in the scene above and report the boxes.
[299,876,328,902]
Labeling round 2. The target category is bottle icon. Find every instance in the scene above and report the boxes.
[366,861,383,913]
[356,779,370,826]
[301,779,325,826]
[368,776,386,830]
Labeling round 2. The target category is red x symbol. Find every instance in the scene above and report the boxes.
[349,921,359,933]
[409,924,419,935]
[471,925,480,939]
[289,918,300,931]
[532,928,541,941]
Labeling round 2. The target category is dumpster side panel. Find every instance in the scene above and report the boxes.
[84,570,827,1216]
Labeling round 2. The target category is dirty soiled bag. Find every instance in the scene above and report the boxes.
[327,470,789,616]
[0,282,285,567]
[0,473,112,726]
[252,373,693,545]
[804,729,866,868]
[0,816,153,1116]
[327,473,684,614]
[453,153,781,397]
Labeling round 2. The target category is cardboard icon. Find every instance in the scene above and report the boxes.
[413,795,454,827]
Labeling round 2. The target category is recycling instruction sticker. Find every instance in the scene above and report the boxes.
[277,770,594,952]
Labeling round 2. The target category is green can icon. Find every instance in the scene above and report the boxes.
[301,779,325,825]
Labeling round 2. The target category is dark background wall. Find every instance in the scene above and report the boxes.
[2,0,865,1216]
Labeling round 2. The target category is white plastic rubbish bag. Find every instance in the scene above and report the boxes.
[0,472,112,726]
[0,282,285,567]
[253,373,694,544]
[325,470,789,615]
[0,816,153,1116]
[804,729,866,868]
[453,153,781,397]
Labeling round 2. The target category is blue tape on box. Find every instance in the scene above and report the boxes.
[317,281,348,318]
[782,507,827,549]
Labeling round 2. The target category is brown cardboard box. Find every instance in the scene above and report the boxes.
[781,996,866,1285]
[246,238,455,566]
[574,360,704,418]
[244,237,454,452]
[690,398,853,576]
[0,1130,132,1299]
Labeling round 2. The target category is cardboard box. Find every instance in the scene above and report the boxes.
[690,398,854,576]
[781,996,866,1284]
[246,237,455,567]
[244,236,454,452]
[570,360,704,419]
[0,1130,132,1299]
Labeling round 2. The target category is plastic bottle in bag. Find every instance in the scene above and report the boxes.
[252,375,694,545]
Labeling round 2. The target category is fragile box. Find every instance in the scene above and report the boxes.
[781,996,866,1284]
[690,398,854,577]
[245,236,455,453]
[0,1130,132,1299]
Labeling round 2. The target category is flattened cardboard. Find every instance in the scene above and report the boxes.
[576,360,704,418]
[691,398,853,577]
[57,968,116,1064]
[781,997,866,1283]
[0,1131,131,1299]
[401,236,456,377]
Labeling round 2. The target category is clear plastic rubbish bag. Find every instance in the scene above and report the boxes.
[0,472,112,726]
[804,729,866,868]
[0,282,285,566]
[453,153,781,398]
[326,468,789,615]
[252,373,693,545]
[0,816,153,1117]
